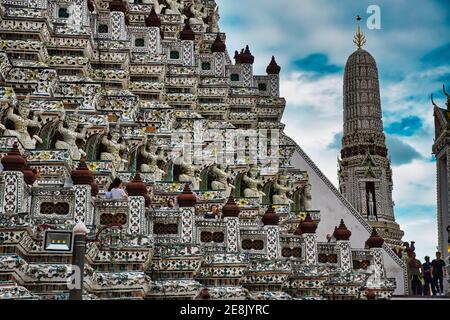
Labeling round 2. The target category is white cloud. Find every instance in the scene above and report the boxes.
[281,72,343,184]
[393,160,436,206]
[280,72,342,115]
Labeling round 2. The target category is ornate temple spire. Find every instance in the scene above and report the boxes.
[339,19,404,249]
[266,56,281,75]
[431,94,439,108]
[443,84,450,109]
[145,7,161,28]
[180,20,195,41]
[353,15,366,49]
[211,34,226,53]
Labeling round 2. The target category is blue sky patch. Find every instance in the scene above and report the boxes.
[292,53,342,75]
[421,42,450,67]
[385,116,423,137]
[328,132,422,166]
[386,135,423,165]
[328,132,343,151]
[395,204,436,219]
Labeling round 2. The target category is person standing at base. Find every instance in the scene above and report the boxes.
[407,252,423,296]
[431,252,447,296]
[422,256,435,296]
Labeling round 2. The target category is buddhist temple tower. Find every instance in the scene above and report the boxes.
[338,17,404,250]
[432,86,450,258]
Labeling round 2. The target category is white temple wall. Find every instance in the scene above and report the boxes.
[289,141,407,295]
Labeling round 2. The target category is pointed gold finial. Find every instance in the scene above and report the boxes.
[353,15,366,49]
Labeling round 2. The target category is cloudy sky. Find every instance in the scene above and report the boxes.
[217,0,450,260]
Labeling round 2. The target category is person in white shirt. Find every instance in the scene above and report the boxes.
[105,177,127,200]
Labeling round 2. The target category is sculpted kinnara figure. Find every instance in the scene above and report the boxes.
[140,136,166,180]
[172,145,201,189]
[101,130,127,172]
[149,0,165,13]
[211,164,234,197]
[367,191,375,219]
[179,161,201,189]
[302,183,312,211]
[165,0,184,15]
[272,173,294,205]
[190,0,207,26]
[3,105,43,149]
[242,166,265,202]
[55,112,92,160]
[208,6,219,33]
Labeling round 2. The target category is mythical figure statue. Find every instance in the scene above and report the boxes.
[210,164,235,197]
[140,136,166,180]
[173,144,201,189]
[179,161,201,189]
[302,183,312,211]
[2,104,43,149]
[149,0,165,13]
[189,0,208,26]
[403,241,416,258]
[165,0,184,15]
[208,6,220,33]
[66,4,82,32]
[55,112,92,160]
[367,190,375,219]
[272,172,294,205]
[242,166,265,202]
[100,129,127,172]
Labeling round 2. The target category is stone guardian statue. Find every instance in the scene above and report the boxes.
[140,136,166,181]
[100,129,127,172]
[272,173,294,205]
[242,166,265,202]
[55,112,92,160]
[3,105,43,149]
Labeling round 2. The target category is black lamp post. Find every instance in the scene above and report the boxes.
[69,221,88,300]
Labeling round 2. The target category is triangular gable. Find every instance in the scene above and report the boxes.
[361,151,376,167]
[283,133,407,295]
[433,107,448,140]
[364,166,377,178]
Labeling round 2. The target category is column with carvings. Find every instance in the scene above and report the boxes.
[237,45,254,87]
[177,184,197,244]
[295,213,318,266]
[126,173,151,235]
[0,143,28,215]
[180,21,195,67]
[365,228,388,299]
[145,7,162,56]
[266,56,280,97]
[109,0,128,41]
[222,195,240,253]
[70,159,93,223]
[211,34,226,77]
[334,219,353,272]
[261,205,280,260]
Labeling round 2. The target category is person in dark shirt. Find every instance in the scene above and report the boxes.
[204,204,219,219]
[431,252,447,296]
[422,256,435,296]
